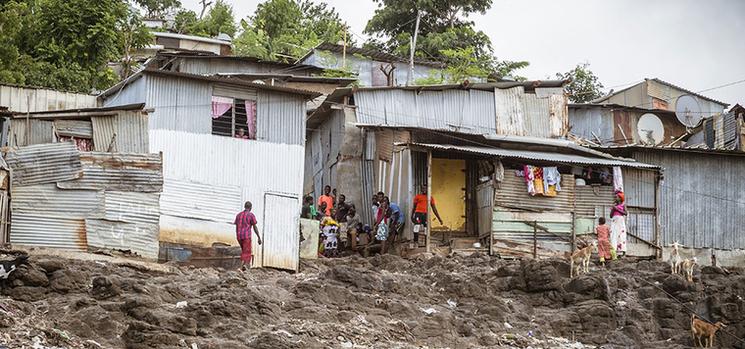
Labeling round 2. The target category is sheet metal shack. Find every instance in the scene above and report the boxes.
[306,83,661,257]
[2,104,162,259]
[599,146,745,266]
[100,68,321,271]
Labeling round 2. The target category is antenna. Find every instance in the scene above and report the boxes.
[675,95,703,127]
[637,113,664,145]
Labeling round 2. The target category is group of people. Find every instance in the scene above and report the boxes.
[301,185,444,258]
[595,190,628,265]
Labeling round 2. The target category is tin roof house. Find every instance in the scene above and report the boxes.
[306,81,661,258]
[100,61,321,271]
[569,80,745,267]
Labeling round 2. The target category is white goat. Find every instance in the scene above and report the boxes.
[670,241,683,274]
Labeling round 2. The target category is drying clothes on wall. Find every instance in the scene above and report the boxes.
[523,165,536,195]
[613,166,624,192]
[533,167,544,195]
[543,167,561,197]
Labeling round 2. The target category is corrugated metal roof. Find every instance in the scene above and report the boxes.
[299,42,445,68]
[406,143,659,169]
[56,152,162,192]
[85,219,159,259]
[10,213,86,250]
[5,143,83,186]
[10,103,145,118]
[145,70,322,98]
[153,31,231,45]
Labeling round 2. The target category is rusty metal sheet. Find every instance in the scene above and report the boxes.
[56,152,162,192]
[54,120,93,138]
[91,112,149,153]
[85,219,159,259]
[100,191,160,225]
[10,213,86,250]
[9,119,55,147]
[5,142,82,186]
[11,184,102,218]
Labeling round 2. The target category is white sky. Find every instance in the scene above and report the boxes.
[182,0,745,106]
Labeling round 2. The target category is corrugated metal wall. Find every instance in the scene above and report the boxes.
[354,87,566,137]
[630,149,745,250]
[91,112,149,153]
[150,129,304,271]
[8,120,54,147]
[145,75,212,133]
[7,144,162,257]
[495,172,575,213]
[0,84,97,112]
[5,143,82,186]
[102,76,147,107]
[257,91,305,145]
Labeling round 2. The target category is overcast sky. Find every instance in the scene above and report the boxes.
[182,0,745,106]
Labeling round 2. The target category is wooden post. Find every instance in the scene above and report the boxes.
[571,212,576,254]
[426,150,432,254]
[533,220,537,259]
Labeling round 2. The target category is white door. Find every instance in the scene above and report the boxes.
[260,193,300,271]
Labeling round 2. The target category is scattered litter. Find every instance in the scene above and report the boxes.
[175,301,188,309]
[85,340,102,348]
[420,307,437,315]
[340,341,353,348]
[617,300,627,307]
[447,299,457,308]
[276,330,293,338]
[94,261,107,267]
[504,322,513,329]
[191,343,199,349]
[473,242,481,248]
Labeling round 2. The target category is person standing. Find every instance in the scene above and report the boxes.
[388,198,405,245]
[411,185,443,244]
[595,217,611,266]
[234,201,262,271]
[610,192,628,258]
[318,185,334,217]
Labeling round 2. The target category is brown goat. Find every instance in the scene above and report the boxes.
[570,241,596,278]
[691,314,726,348]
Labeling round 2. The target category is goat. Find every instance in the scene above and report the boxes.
[681,257,698,283]
[570,241,597,278]
[670,241,683,274]
[691,314,726,348]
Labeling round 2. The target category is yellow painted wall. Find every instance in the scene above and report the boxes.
[430,158,466,231]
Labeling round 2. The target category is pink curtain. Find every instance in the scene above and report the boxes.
[246,100,257,139]
[211,96,233,119]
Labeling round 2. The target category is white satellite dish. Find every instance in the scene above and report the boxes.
[637,113,664,145]
[675,95,703,127]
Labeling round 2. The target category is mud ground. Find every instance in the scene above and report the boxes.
[0,252,743,348]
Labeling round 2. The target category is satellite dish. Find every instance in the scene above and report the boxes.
[637,113,665,145]
[675,95,703,127]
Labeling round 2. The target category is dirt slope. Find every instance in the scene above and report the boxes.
[0,252,743,348]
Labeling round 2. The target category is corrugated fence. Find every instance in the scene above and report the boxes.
[5,142,163,258]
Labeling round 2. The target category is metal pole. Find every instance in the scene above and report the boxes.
[407,10,422,86]
[533,220,537,259]
[654,172,662,259]
[426,150,432,254]
[571,212,576,254]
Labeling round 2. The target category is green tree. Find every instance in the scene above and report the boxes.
[0,0,152,92]
[173,1,236,38]
[365,0,528,83]
[120,8,154,79]
[556,63,605,103]
[234,0,350,61]
[133,0,181,18]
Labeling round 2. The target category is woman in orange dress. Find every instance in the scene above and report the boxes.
[595,217,612,266]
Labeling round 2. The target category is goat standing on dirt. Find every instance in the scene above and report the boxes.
[681,257,698,283]
[670,241,683,274]
[570,241,597,278]
[691,314,726,348]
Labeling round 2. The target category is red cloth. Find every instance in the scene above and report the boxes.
[238,239,252,263]
[596,225,611,259]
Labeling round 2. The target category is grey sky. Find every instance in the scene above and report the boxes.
[182,0,745,106]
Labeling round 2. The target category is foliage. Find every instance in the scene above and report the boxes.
[174,0,236,38]
[0,0,152,92]
[234,0,350,62]
[414,71,445,85]
[132,0,181,18]
[556,63,605,103]
[365,0,528,83]
[120,8,154,79]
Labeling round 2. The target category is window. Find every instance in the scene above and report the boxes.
[211,96,257,139]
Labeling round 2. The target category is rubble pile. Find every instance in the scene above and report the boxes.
[0,253,742,348]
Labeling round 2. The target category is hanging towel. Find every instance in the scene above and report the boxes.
[613,166,624,192]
